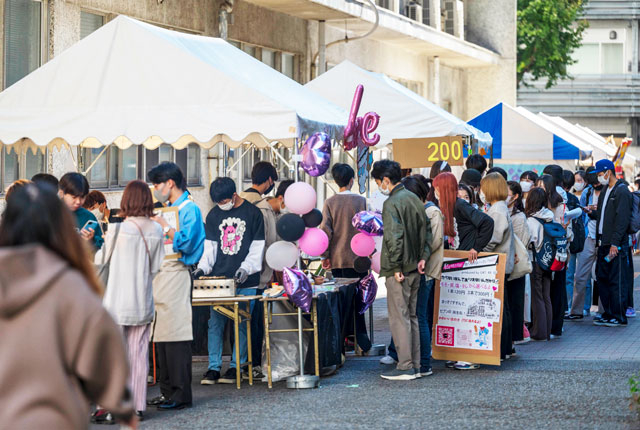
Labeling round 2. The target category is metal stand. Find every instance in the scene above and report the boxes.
[286,136,319,390]
[286,307,319,389]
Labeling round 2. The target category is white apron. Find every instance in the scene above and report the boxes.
[152,259,192,342]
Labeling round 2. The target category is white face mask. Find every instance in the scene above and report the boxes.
[379,182,391,196]
[479,191,486,204]
[597,172,610,186]
[574,182,585,192]
[519,181,532,193]
[434,190,441,202]
[218,197,235,211]
[280,204,289,215]
[506,195,513,206]
[91,208,104,222]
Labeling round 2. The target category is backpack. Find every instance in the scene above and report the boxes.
[533,218,568,272]
[567,193,585,254]
[627,190,640,234]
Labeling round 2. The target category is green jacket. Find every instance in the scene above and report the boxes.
[380,184,432,278]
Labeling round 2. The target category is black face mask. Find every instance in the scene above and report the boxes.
[594,184,604,191]
[264,182,274,195]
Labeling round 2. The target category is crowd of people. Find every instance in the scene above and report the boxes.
[0,152,637,427]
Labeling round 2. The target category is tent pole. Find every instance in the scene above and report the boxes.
[82,144,109,175]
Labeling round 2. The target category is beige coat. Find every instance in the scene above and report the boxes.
[424,204,444,281]
[152,259,192,342]
[0,245,133,429]
[510,210,531,248]
[484,200,516,274]
[256,199,279,287]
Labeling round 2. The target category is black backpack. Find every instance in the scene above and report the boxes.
[567,193,585,254]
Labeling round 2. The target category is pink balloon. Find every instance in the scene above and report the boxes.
[343,84,364,151]
[299,228,329,257]
[360,112,380,146]
[351,233,376,257]
[284,182,317,215]
[371,251,381,274]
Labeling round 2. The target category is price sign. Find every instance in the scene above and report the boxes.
[392,136,465,169]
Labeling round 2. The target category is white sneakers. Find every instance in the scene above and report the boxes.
[379,355,396,365]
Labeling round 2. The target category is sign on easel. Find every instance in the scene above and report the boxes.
[432,250,506,366]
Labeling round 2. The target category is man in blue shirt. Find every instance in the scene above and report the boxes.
[147,162,205,411]
[58,172,103,250]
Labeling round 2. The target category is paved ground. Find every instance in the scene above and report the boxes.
[102,258,640,430]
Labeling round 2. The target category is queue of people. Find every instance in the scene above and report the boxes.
[0,153,637,428]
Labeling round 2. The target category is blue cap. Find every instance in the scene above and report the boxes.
[592,159,615,174]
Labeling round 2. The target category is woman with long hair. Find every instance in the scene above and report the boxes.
[507,181,531,345]
[525,187,554,341]
[519,170,539,203]
[481,173,516,361]
[92,181,165,424]
[0,184,135,429]
[536,174,570,338]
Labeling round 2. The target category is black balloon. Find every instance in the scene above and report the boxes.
[302,208,323,228]
[353,256,372,274]
[277,214,306,242]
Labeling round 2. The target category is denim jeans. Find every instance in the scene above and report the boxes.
[566,253,577,311]
[388,276,434,369]
[207,288,255,371]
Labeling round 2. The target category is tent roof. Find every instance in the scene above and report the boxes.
[538,113,616,159]
[0,15,347,150]
[304,60,492,149]
[468,102,592,161]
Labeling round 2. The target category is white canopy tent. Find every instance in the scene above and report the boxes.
[0,15,346,156]
[304,60,492,150]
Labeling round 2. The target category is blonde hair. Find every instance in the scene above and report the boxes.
[480,172,508,203]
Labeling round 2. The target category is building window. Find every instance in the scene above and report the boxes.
[85,143,200,189]
[570,42,624,75]
[4,0,42,88]
[1,145,46,193]
[80,11,105,39]
[230,40,299,82]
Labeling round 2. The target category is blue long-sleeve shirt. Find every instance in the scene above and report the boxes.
[579,186,595,239]
[171,191,205,266]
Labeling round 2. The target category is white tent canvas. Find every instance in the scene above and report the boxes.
[468,102,592,161]
[0,15,346,150]
[304,60,492,149]
[538,114,615,159]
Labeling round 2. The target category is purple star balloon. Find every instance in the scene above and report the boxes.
[357,273,378,314]
[352,210,383,236]
[282,267,312,313]
[300,132,331,177]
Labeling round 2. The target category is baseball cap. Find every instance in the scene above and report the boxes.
[591,159,615,174]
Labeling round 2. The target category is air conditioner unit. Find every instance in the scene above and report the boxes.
[405,1,422,22]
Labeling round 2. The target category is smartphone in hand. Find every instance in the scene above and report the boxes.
[82,220,99,232]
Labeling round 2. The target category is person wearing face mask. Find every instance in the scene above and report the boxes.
[84,190,109,233]
[371,160,432,381]
[457,183,476,208]
[197,177,265,385]
[561,170,586,314]
[147,162,205,411]
[592,159,633,327]
[58,172,103,251]
[519,170,539,205]
[460,169,482,208]
[320,164,367,278]
[567,167,600,320]
[239,161,279,204]
[573,171,587,197]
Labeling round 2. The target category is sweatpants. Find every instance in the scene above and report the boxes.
[385,271,421,371]
[122,324,151,412]
[156,341,192,405]
[595,246,629,323]
[570,237,597,316]
[550,267,567,336]
[508,276,526,342]
[530,263,552,341]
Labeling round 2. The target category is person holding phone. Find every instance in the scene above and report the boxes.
[58,172,103,250]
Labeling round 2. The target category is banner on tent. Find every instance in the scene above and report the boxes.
[432,250,506,366]
[392,136,464,168]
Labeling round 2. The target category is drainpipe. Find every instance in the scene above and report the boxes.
[432,56,441,106]
[218,0,234,40]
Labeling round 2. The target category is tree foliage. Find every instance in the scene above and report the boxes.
[517,0,589,88]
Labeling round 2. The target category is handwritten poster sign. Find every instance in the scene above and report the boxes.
[432,250,506,366]
[154,206,181,260]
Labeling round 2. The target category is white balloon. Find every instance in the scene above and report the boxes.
[266,241,300,271]
[284,182,317,215]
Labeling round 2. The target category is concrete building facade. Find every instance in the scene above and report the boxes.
[518,1,640,156]
[0,0,516,212]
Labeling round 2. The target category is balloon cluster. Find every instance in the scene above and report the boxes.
[349,211,383,275]
[282,267,313,313]
[265,181,329,272]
